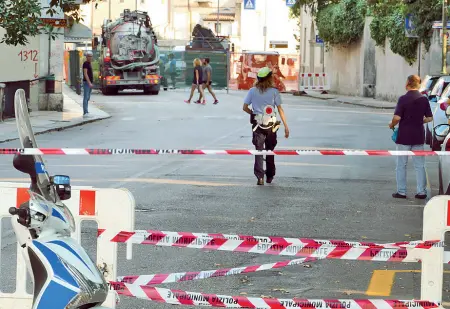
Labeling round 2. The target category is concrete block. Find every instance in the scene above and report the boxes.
[38,93,64,112]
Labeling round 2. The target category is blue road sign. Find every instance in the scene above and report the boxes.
[286,0,296,7]
[316,35,324,44]
[244,0,256,10]
[405,14,418,38]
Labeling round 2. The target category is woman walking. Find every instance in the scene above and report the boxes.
[185,58,206,105]
[242,67,290,185]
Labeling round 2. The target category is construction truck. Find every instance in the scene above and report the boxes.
[97,9,161,95]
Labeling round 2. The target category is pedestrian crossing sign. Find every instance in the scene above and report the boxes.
[286,0,296,7]
[244,0,255,10]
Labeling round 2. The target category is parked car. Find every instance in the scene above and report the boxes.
[420,75,441,97]
[434,105,450,194]
[426,76,450,150]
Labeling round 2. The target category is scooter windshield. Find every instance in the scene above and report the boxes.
[14,90,57,202]
[14,90,76,233]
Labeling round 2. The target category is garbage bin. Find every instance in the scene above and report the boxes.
[0,83,5,121]
[45,75,55,94]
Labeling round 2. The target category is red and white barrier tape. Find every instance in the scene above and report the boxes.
[2,148,450,156]
[108,283,440,309]
[117,257,321,286]
[98,230,441,263]
[98,229,441,250]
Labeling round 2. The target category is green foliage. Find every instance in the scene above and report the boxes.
[0,0,42,45]
[315,0,368,47]
[367,0,439,64]
[289,0,340,18]
[387,9,418,65]
[0,0,97,46]
[405,0,441,51]
[290,0,442,65]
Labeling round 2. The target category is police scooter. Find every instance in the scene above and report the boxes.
[435,103,450,195]
[8,89,112,308]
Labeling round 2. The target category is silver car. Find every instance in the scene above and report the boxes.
[435,106,450,194]
[426,76,450,148]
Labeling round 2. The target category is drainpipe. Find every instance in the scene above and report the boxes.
[188,0,192,40]
[90,1,94,32]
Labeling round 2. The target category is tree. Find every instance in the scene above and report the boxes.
[0,0,97,46]
[289,0,340,18]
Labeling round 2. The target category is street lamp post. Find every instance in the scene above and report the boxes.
[442,0,448,74]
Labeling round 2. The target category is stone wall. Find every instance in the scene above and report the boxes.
[323,17,450,102]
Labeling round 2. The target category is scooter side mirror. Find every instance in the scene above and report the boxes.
[51,175,71,200]
[434,124,450,139]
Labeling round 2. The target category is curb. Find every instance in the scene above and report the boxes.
[335,99,396,110]
[300,94,395,110]
[0,115,111,144]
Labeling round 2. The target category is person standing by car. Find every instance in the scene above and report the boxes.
[242,67,289,185]
[389,74,433,199]
[82,51,94,117]
[185,58,206,105]
[195,58,219,105]
[167,53,177,89]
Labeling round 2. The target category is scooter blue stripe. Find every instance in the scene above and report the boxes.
[33,240,79,288]
[36,280,78,309]
[52,207,67,223]
[48,240,94,274]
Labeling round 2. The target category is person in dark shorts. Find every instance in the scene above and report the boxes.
[185,58,206,105]
[82,51,94,117]
[242,67,290,185]
[195,58,219,104]
[389,74,433,199]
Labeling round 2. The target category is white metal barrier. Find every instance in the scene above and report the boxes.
[298,73,330,94]
[0,183,136,309]
[420,195,450,303]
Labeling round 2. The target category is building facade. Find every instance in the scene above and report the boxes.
[0,0,67,116]
[240,0,299,55]
[297,5,324,74]
[79,0,242,48]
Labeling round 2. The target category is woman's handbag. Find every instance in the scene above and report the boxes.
[391,127,398,143]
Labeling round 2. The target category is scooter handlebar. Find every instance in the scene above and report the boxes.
[9,207,29,221]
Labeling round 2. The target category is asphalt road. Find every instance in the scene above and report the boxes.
[0,88,448,308]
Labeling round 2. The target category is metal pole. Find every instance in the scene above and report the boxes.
[226,50,230,94]
[109,0,111,20]
[136,0,137,10]
[418,40,421,77]
[296,6,302,92]
[217,0,220,35]
[442,0,448,74]
[322,43,325,73]
[0,83,5,122]
[263,0,267,51]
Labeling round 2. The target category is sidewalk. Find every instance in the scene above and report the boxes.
[299,91,397,109]
[0,84,111,144]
